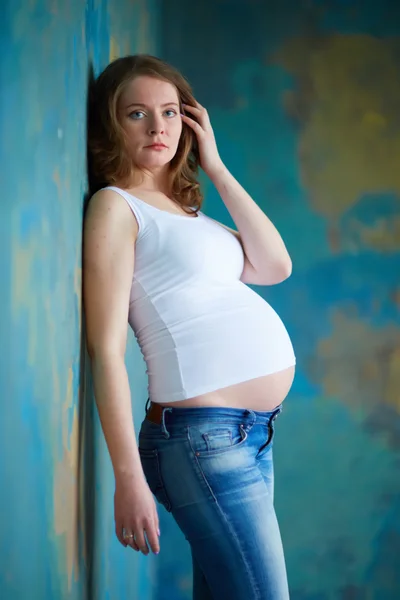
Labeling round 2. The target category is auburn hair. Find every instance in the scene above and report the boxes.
[88,54,203,213]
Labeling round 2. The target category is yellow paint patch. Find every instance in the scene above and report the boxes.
[391,288,400,307]
[386,348,400,411]
[11,194,82,587]
[11,214,50,365]
[275,35,400,220]
[362,111,386,129]
[136,5,151,54]
[316,310,400,412]
[53,367,80,587]
[358,217,400,251]
[109,36,120,61]
[109,1,155,57]
[341,214,400,252]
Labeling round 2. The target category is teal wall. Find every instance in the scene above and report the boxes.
[0,1,158,599]
[157,1,400,599]
[1,1,399,599]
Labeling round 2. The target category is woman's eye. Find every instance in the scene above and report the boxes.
[128,109,176,120]
[129,111,145,120]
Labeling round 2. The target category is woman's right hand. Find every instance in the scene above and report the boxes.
[114,476,160,555]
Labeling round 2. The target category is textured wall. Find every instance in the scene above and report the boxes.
[2,1,399,599]
[0,1,159,599]
[158,1,400,598]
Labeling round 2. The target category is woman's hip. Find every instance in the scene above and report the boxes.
[138,404,288,599]
[138,403,283,511]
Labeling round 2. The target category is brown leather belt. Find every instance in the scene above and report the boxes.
[146,402,165,424]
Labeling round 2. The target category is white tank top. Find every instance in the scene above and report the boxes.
[105,186,296,404]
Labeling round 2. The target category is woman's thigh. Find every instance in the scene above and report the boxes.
[191,551,213,600]
[188,450,280,600]
[139,413,289,600]
[182,450,288,599]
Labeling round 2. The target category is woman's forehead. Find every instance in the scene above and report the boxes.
[120,76,179,106]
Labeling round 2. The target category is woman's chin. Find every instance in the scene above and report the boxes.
[138,158,171,170]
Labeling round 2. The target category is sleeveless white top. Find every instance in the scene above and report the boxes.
[105,186,296,404]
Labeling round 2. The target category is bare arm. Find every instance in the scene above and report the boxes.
[83,189,160,554]
[211,166,292,286]
[83,189,142,481]
[180,101,292,286]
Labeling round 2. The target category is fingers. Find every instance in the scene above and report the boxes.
[118,525,140,552]
[127,536,140,552]
[116,521,128,547]
[146,521,161,555]
[181,114,204,136]
[182,103,210,130]
[134,520,160,555]
[182,101,205,114]
[155,512,160,537]
[133,527,150,555]
[119,522,160,555]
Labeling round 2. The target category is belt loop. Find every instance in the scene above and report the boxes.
[242,409,256,431]
[161,407,173,439]
[145,397,150,414]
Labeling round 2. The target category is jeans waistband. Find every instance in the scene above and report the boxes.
[145,398,283,429]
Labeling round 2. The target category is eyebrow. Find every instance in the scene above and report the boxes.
[125,102,180,110]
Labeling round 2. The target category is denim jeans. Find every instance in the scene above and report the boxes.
[138,403,290,600]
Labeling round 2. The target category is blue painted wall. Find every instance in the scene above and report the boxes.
[157,1,400,598]
[2,1,399,599]
[0,1,159,599]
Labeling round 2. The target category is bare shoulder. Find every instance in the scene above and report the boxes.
[85,188,138,235]
[83,189,138,272]
[83,189,137,355]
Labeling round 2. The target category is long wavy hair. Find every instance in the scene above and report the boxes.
[88,54,203,213]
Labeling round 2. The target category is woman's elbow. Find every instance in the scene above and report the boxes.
[280,257,292,280]
[266,258,292,285]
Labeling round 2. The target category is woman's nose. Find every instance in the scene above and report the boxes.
[149,127,165,135]
[148,117,164,135]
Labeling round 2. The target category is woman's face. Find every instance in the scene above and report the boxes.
[118,75,183,172]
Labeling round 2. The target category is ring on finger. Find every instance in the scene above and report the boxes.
[122,530,135,542]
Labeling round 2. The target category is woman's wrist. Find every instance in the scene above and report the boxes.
[114,461,146,486]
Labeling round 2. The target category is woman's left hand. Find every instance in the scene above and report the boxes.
[181,101,225,179]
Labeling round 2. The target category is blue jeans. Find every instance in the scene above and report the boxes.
[138,403,290,600]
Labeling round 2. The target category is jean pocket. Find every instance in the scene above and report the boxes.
[188,423,248,457]
[138,447,172,512]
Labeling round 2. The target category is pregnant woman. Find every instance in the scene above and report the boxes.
[84,54,295,599]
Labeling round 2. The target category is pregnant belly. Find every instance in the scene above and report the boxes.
[160,365,295,411]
